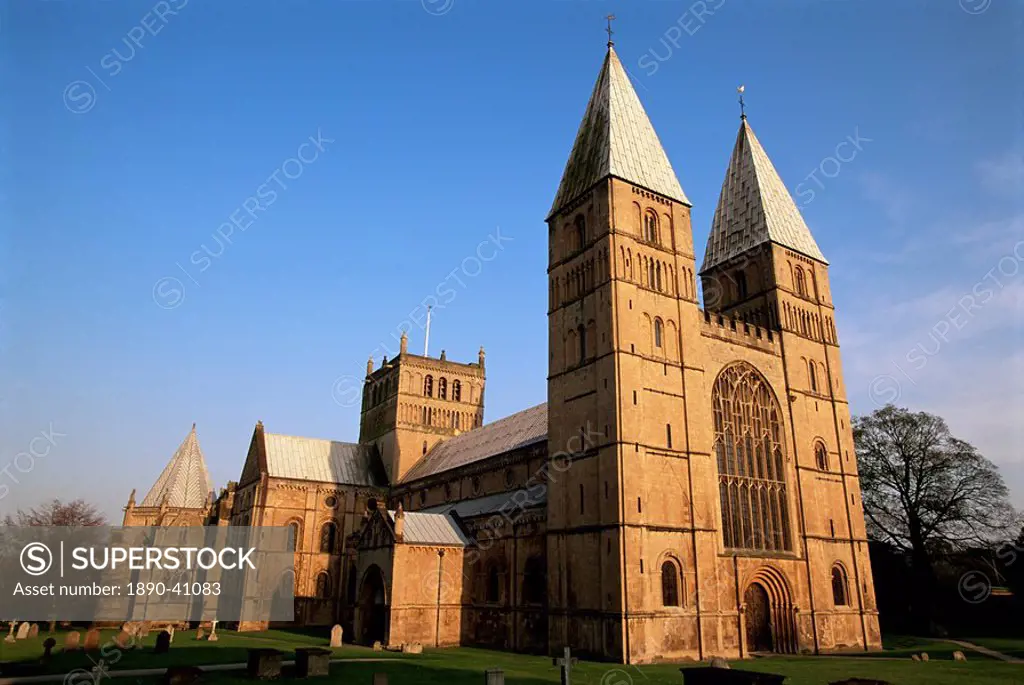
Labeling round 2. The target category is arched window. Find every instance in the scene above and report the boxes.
[577,324,587,363]
[287,521,301,552]
[452,380,462,402]
[422,440,428,455]
[644,211,658,243]
[574,214,586,251]
[656,262,663,291]
[808,361,818,392]
[713,363,793,552]
[424,375,434,397]
[315,571,331,598]
[438,377,447,400]
[794,267,807,297]
[736,270,748,299]
[654,318,664,348]
[815,442,829,471]
[486,563,502,604]
[648,259,657,287]
[661,560,680,607]
[831,565,849,606]
[319,522,338,554]
[522,556,546,605]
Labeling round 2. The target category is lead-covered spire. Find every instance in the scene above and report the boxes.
[549,46,688,218]
[701,118,826,272]
[141,424,215,509]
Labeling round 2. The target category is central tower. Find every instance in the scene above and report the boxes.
[545,44,704,660]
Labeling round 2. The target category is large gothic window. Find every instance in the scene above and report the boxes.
[831,564,849,606]
[713,363,793,552]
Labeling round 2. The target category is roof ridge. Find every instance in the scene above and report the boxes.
[140,425,215,509]
[263,431,363,446]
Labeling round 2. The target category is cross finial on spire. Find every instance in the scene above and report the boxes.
[605,14,616,48]
[737,84,747,120]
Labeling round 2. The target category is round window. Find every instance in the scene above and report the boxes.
[325,495,338,508]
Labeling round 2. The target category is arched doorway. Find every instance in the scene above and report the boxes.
[744,583,773,652]
[357,565,387,645]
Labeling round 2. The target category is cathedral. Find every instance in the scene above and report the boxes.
[124,43,881,662]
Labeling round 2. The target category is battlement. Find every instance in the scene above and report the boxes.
[700,310,779,353]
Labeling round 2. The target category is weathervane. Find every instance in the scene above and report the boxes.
[606,14,616,47]
[737,84,747,119]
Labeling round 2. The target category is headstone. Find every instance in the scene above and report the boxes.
[330,624,343,648]
[64,631,81,651]
[114,630,133,648]
[28,624,39,638]
[910,655,920,662]
[42,637,57,660]
[709,657,730,669]
[16,622,30,639]
[155,630,172,654]
[372,675,388,685]
[84,629,102,651]
[553,647,578,685]
[402,642,422,654]
[4,621,16,643]
[195,627,205,640]
[953,651,967,662]
[920,652,929,662]
[246,648,283,679]
[295,647,331,677]
[164,665,204,685]
[168,626,175,643]
[485,669,505,685]
[372,640,383,652]
[207,621,218,642]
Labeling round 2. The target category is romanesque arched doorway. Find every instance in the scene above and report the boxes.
[744,583,773,652]
[742,566,798,654]
[357,565,387,645]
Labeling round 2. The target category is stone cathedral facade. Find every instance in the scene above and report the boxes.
[126,45,881,662]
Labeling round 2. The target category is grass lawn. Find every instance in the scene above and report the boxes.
[2,630,1022,684]
[960,636,1024,659]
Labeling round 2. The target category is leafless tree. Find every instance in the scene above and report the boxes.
[4,498,106,527]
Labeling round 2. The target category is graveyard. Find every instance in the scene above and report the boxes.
[0,625,1021,685]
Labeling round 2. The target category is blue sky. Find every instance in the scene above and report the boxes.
[1,1,1021,521]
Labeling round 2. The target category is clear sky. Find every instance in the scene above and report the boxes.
[1,1,1021,521]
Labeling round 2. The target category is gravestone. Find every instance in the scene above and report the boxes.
[64,631,81,651]
[680,666,787,685]
[553,647,577,685]
[84,629,102,651]
[195,627,205,640]
[372,674,388,685]
[709,657,730,669]
[246,648,283,679]
[114,630,133,649]
[295,647,331,677]
[16,622,30,639]
[330,624,343,648]
[164,665,204,685]
[910,655,920,662]
[402,642,422,654]
[485,669,505,685]
[372,640,383,652]
[919,653,929,662]
[168,626,175,643]
[953,651,967,662]
[155,630,172,654]
[5,621,16,643]
[42,637,57,660]
[207,621,218,642]
[28,624,39,638]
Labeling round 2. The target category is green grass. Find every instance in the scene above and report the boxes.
[2,631,1022,684]
[960,636,1024,659]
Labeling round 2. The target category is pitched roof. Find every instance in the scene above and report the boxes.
[400,403,548,483]
[141,424,215,508]
[421,486,547,519]
[262,433,386,487]
[387,510,471,546]
[549,47,688,218]
[700,118,827,272]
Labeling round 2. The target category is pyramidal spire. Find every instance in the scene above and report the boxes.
[549,46,688,218]
[701,118,826,272]
[141,424,215,509]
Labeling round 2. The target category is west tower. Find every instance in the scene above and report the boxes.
[359,332,486,483]
[545,44,705,660]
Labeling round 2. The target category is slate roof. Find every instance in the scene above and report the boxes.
[400,403,548,483]
[141,424,215,508]
[549,47,688,218]
[388,510,471,546]
[262,433,387,487]
[701,118,827,272]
